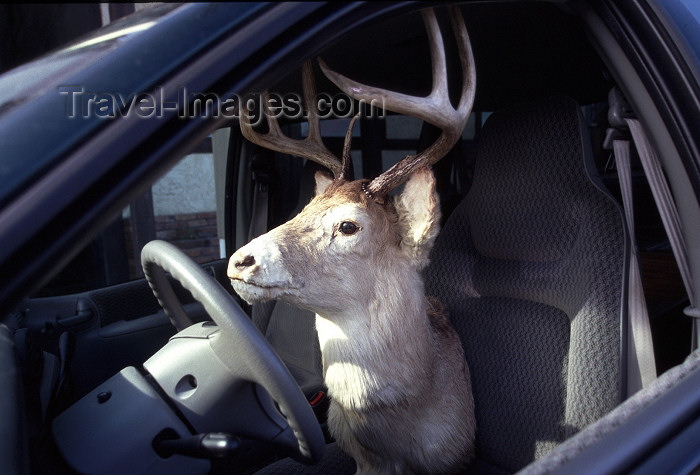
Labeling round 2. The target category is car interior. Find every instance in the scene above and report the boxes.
[3,2,698,474]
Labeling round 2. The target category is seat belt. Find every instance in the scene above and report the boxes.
[606,88,699,390]
[623,117,699,353]
[610,137,657,392]
[605,88,657,392]
[247,152,272,241]
[248,180,269,241]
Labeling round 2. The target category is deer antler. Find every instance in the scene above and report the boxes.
[319,6,475,200]
[240,61,354,180]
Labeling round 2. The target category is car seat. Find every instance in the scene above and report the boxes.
[424,95,627,473]
[250,159,328,411]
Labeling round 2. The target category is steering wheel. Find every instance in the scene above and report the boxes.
[141,240,324,464]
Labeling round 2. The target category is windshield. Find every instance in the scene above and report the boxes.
[0,3,266,211]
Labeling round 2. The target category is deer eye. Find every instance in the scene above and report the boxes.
[339,221,359,235]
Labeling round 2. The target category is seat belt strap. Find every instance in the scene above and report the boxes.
[612,138,658,391]
[248,180,269,241]
[247,153,272,241]
[624,117,699,352]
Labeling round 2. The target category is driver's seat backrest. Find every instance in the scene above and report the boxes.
[425,96,627,473]
[251,160,326,397]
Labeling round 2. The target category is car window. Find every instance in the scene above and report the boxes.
[34,135,223,297]
[35,107,486,300]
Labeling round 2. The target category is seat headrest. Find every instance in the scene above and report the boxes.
[465,96,597,262]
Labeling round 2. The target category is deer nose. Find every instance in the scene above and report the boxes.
[235,255,256,269]
[227,251,257,280]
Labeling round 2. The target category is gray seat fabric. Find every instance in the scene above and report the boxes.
[256,442,355,475]
[522,349,699,473]
[252,160,326,396]
[424,95,626,472]
[253,299,323,395]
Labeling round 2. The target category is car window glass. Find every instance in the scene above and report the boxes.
[34,135,222,297]
[35,107,482,299]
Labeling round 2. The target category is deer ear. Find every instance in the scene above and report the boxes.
[314,171,334,196]
[395,167,441,269]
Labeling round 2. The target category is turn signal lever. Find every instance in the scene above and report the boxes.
[153,430,240,459]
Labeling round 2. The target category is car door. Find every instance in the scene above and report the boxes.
[15,133,233,403]
[1,2,699,474]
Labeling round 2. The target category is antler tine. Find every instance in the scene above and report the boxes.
[240,61,344,178]
[339,114,359,181]
[319,6,476,199]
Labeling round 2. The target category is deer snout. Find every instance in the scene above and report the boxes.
[234,254,255,269]
[227,238,293,283]
[227,248,259,279]
[227,239,296,304]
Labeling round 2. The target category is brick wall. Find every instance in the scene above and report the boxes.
[124,211,221,279]
[154,211,220,263]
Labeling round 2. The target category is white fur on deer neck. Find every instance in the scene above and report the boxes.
[316,262,433,410]
[230,171,439,408]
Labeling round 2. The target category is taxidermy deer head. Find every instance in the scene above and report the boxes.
[228,6,476,473]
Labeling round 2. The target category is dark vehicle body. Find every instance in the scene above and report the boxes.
[0,2,699,474]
